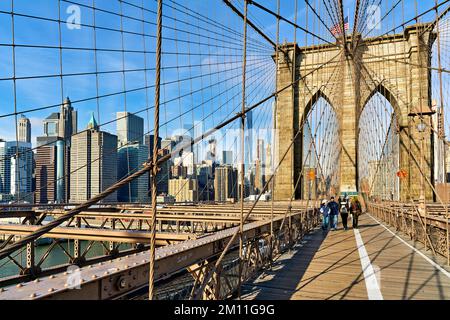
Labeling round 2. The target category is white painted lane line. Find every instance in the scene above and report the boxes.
[354,228,384,300]
[368,213,450,279]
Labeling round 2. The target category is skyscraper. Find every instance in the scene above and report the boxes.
[118,143,150,203]
[255,139,265,192]
[157,147,170,195]
[18,115,31,143]
[35,145,57,204]
[257,139,265,166]
[214,165,238,202]
[197,164,213,201]
[70,114,117,202]
[161,138,175,153]
[38,112,60,147]
[265,143,272,180]
[0,140,33,202]
[10,146,33,198]
[117,112,144,147]
[36,98,77,202]
[58,97,77,144]
[144,134,162,155]
[206,137,217,162]
[144,134,169,195]
[245,110,253,167]
[222,150,233,165]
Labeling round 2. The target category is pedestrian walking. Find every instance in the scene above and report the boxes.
[320,200,330,232]
[327,196,339,230]
[340,204,349,230]
[350,197,362,228]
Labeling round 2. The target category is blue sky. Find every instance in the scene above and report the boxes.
[0,0,440,154]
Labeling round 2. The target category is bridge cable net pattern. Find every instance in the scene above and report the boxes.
[0,0,448,299]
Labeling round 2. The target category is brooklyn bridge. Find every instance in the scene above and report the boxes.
[0,0,449,300]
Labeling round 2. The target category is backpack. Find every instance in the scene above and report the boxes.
[320,206,330,217]
[351,201,361,212]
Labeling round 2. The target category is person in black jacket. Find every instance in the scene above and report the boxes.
[340,204,349,230]
[327,197,339,230]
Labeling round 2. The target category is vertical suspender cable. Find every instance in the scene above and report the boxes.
[289,0,298,246]
[237,0,248,300]
[434,0,450,265]
[270,0,281,266]
[149,0,163,301]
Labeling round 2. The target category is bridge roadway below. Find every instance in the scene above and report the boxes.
[241,213,450,300]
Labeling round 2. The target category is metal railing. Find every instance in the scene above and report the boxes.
[0,207,319,300]
[368,202,450,262]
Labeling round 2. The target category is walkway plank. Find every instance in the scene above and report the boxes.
[241,213,450,300]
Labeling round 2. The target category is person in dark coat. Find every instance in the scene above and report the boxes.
[320,199,330,232]
[327,196,339,230]
[340,204,349,230]
[350,197,362,228]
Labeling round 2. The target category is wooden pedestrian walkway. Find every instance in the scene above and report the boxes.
[241,213,450,300]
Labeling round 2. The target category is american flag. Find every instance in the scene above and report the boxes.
[331,16,349,36]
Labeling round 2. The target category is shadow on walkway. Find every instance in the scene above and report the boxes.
[241,227,328,300]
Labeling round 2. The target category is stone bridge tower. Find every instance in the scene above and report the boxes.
[274,24,436,202]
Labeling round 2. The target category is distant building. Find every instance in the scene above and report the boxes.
[117,112,144,147]
[144,134,162,157]
[171,164,186,178]
[174,151,195,176]
[197,164,213,201]
[265,143,272,178]
[18,115,31,143]
[157,194,175,204]
[144,135,170,195]
[257,139,265,166]
[206,137,217,162]
[157,148,170,195]
[171,134,193,156]
[255,139,265,193]
[36,136,58,148]
[70,114,117,202]
[118,143,150,203]
[0,140,33,202]
[161,138,175,153]
[59,97,77,143]
[36,97,77,202]
[168,177,198,203]
[35,145,57,204]
[43,112,60,138]
[214,165,238,202]
[161,137,176,176]
[254,158,264,193]
[41,97,77,143]
[222,150,233,165]
[245,110,253,168]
